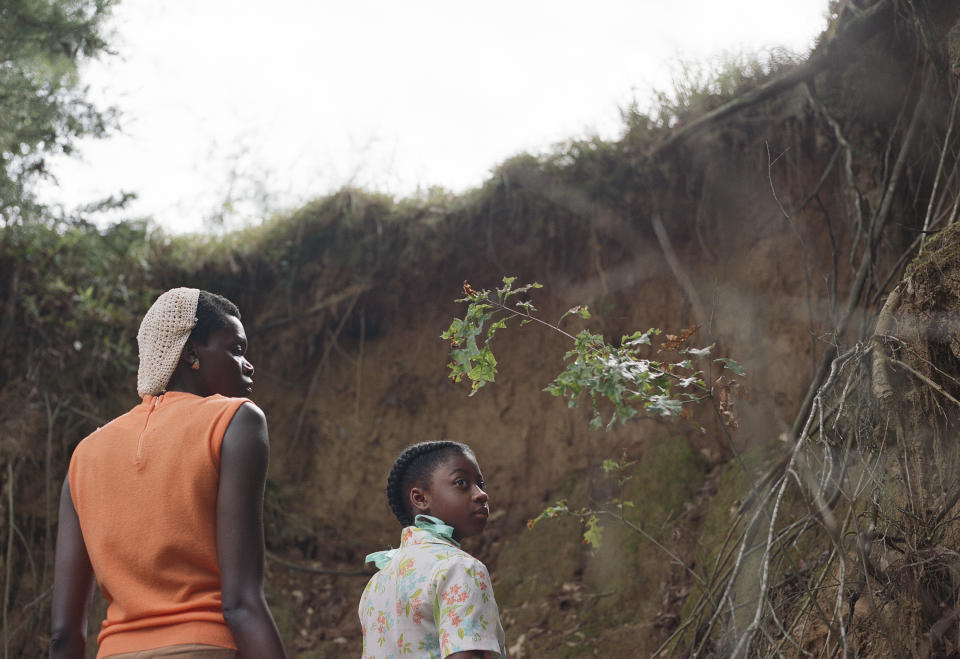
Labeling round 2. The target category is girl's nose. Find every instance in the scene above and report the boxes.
[474,487,488,503]
[243,358,254,375]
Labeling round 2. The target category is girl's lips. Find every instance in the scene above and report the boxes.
[474,508,489,518]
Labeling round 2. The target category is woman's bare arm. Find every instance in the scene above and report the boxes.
[217,402,287,658]
[49,477,95,659]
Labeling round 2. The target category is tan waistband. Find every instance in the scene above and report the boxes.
[104,644,237,658]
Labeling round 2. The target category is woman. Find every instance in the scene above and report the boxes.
[50,288,287,658]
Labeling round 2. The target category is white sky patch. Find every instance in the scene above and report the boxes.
[40,0,830,233]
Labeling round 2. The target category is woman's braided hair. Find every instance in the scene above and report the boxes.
[386,441,472,527]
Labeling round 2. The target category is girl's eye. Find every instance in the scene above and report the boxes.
[477,480,486,489]
[455,478,467,488]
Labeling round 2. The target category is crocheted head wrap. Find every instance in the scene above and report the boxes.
[136,287,200,397]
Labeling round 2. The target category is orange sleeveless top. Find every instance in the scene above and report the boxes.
[68,391,250,657]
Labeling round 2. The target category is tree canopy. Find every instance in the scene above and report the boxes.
[0,0,116,223]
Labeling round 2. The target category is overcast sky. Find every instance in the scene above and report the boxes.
[41,0,831,233]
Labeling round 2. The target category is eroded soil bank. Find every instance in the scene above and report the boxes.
[6,1,960,656]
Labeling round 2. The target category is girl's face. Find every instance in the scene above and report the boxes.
[413,451,489,541]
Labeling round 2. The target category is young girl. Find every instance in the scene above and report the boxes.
[359,441,506,658]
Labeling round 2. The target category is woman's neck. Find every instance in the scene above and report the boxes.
[164,369,205,396]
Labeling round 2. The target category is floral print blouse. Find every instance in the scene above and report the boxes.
[359,526,506,658]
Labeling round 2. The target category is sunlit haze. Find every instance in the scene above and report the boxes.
[41,0,830,233]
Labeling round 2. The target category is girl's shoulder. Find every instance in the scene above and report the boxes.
[404,537,466,564]
[397,528,492,580]
[400,534,480,567]
[423,544,491,583]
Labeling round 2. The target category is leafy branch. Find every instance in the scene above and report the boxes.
[442,276,745,430]
[443,277,747,573]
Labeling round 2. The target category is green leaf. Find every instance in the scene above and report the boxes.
[527,501,570,529]
[496,277,517,302]
[441,317,465,341]
[622,329,652,346]
[686,344,714,358]
[646,395,683,416]
[582,515,603,549]
[516,300,537,314]
[486,317,507,340]
[465,346,498,393]
[513,282,543,296]
[677,375,699,388]
[560,305,591,323]
[715,357,746,376]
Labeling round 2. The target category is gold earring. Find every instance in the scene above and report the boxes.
[191,360,200,371]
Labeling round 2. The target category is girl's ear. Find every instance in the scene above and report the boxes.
[409,486,430,514]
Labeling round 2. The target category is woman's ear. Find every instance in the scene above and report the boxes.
[180,340,200,369]
[409,487,430,514]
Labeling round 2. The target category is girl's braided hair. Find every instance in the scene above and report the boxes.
[386,441,472,527]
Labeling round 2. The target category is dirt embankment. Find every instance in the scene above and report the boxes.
[247,14,915,653]
[6,1,960,656]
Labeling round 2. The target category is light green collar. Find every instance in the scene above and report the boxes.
[364,514,459,569]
